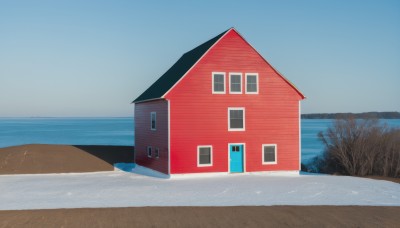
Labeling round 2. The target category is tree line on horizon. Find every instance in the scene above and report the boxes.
[301,112,400,119]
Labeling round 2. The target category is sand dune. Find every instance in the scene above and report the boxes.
[0,144,134,174]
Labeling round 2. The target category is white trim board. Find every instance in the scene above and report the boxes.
[167,99,171,175]
[299,100,301,171]
[168,170,300,179]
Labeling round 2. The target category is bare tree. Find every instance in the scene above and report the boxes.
[316,117,400,178]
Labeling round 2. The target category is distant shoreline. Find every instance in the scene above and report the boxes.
[302,112,400,119]
[1,112,400,119]
[0,117,132,119]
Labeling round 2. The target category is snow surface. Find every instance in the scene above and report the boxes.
[0,167,399,210]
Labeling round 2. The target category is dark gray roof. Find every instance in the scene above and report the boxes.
[133,29,229,103]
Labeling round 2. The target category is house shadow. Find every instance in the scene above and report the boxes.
[73,145,135,165]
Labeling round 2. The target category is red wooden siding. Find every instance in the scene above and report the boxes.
[134,99,169,174]
[165,29,302,174]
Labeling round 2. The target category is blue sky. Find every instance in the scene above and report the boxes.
[1,0,399,117]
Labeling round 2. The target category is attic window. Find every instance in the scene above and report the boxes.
[246,73,258,94]
[212,72,225,94]
[229,73,242,94]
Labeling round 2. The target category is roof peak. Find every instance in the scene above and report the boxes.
[182,28,232,55]
[132,28,305,103]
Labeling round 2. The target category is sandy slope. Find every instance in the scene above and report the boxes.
[0,144,134,174]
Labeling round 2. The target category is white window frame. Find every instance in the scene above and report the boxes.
[150,112,156,130]
[245,73,259,94]
[155,147,159,158]
[262,144,277,165]
[197,145,213,167]
[147,146,152,158]
[229,72,242,94]
[212,72,226,94]
[228,107,245,131]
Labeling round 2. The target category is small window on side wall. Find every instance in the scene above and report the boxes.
[150,112,156,130]
[212,72,225,94]
[246,73,258,94]
[155,147,159,158]
[147,146,152,158]
[198,146,212,167]
[262,144,277,164]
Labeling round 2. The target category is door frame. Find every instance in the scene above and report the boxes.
[228,143,246,173]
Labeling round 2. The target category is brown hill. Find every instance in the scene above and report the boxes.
[0,144,134,175]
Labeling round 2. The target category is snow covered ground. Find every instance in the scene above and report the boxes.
[0,167,399,210]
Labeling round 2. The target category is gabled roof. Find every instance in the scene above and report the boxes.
[133,28,305,103]
[133,29,229,103]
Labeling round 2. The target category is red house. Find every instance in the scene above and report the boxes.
[132,28,305,176]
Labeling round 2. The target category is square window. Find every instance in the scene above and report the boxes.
[246,73,258,94]
[151,112,156,130]
[198,146,212,166]
[228,108,245,131]
[147,146,152,158]
[229,73,242,94]
[262,144,277,164]
[212,72,225,94]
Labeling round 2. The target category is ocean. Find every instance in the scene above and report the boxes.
[0,118,134,148]
[301,119,400,163]
[1,118,399,164]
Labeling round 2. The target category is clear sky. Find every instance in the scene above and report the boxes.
[1,0,399,117]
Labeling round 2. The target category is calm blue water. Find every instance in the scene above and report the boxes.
[0,118,399,164]
[301,119,400,164]
[301,119,333,163]
[0,118,134,147]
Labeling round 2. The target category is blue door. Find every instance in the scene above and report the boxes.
[230,145,243,173]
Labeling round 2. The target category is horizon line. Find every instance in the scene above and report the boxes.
[0,116,132,118]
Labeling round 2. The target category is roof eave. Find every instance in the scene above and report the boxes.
[131,97,165,104]
[132,28,232,103]
[161,28,233,99]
